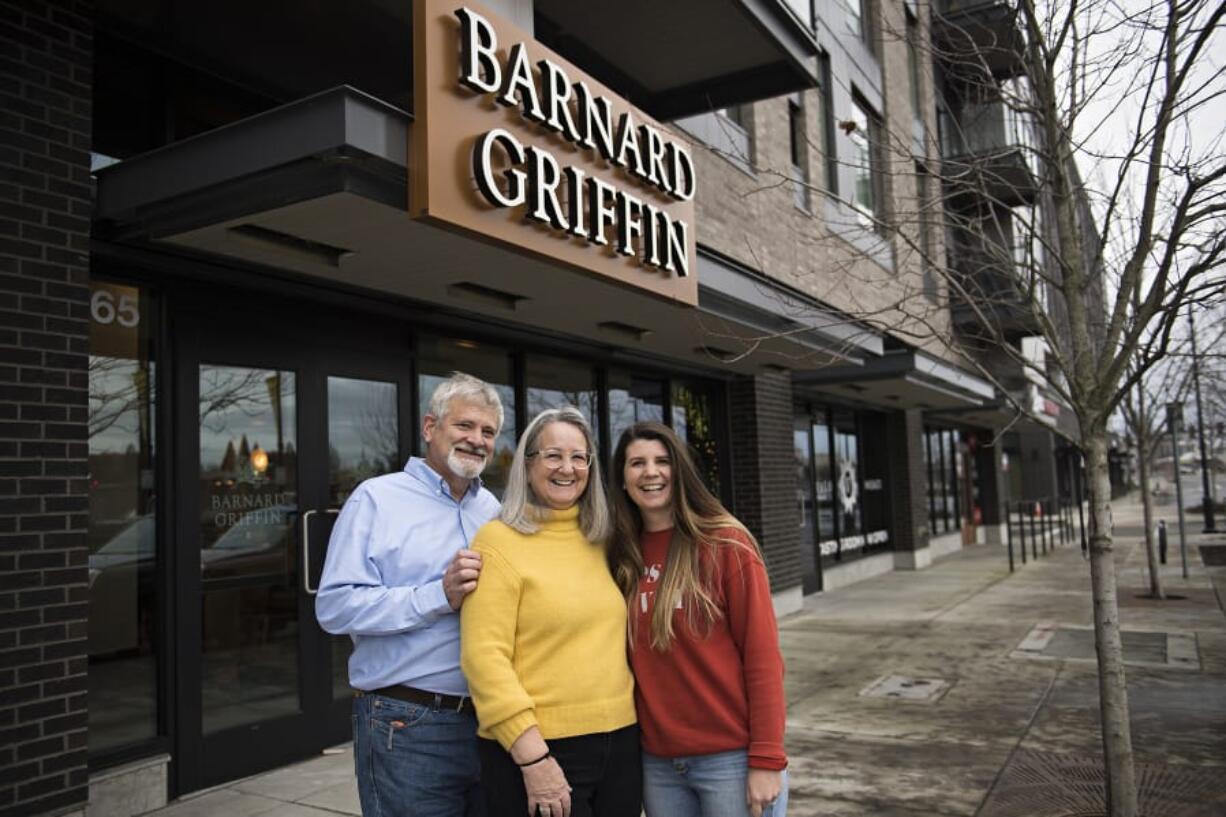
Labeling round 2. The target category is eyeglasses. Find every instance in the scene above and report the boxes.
[527,449,593,471]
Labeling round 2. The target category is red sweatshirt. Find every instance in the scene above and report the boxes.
[630,527,787,770]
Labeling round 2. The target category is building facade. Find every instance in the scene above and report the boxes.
[1,1,1080,814]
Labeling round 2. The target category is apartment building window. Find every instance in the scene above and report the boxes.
[717,104,753,164]
[820,54,838,194]
[1011,205,1049,312]
[783,0,814,29]
[849,98,883,229]
[720,105,748,130]
[789,94,810,210]
[845,0,869,44]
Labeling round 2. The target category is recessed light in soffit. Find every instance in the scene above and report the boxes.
[228,224,354,267]
[446,282,528,311]
[597,321,652,342]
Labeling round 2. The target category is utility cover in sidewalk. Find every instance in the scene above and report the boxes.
[1012,621,1199,670]
[858,674,951,703]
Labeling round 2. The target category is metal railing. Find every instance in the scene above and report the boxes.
[1004,496,1087,572]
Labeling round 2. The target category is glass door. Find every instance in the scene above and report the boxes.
[311,366,412,719]
[197,364,301,735]
[173,301,412,793]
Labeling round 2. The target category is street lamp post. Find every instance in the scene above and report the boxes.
[1167,402,1189,579]
[1188,308,1218,532]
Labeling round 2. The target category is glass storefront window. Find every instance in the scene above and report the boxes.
[327,376,400,699]
[801,405,892,566]
[945,430,961,528]
[812,416,835,557]
[198,366,298,733]
[859,412,891,551]
[88,282,158,753]
[327,377,400,505]
[672,380,720,495]
[525,354,599,445]
[924,430,939,532]
[832,411,862,544]
[926,427,968,535]
[608,370,665,451]
[417,336,516,496]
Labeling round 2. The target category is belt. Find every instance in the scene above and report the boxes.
[364,685,473,713]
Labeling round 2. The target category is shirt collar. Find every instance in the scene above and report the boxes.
[406,456,484,500]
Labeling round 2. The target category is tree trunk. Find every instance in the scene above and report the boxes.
[1135,386,1164,599]
[1086,431,1138,816]
[1137,446,1163,599]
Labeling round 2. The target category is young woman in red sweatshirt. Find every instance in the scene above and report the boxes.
[609,421,787,817]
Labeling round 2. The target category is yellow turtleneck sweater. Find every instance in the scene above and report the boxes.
[460,506,636,749]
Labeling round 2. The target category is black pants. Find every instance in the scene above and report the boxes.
[478,725,641,817]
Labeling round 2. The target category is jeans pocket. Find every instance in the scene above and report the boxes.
[369,700,429,750]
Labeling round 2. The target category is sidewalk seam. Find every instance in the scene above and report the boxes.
[970,662,1062,817]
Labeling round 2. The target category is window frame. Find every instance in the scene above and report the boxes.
[848,96,884,230]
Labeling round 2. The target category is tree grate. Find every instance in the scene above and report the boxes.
[979,749,1226,817]
[1012,622,1199,671]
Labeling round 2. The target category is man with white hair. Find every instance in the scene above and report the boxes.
[317,371,504,817]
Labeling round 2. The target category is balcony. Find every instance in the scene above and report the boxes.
[933,1,1027,81]
[951,287,1042,342]
[947,221,1043,341]
[533,0,819,120]
[939,98,1038,208]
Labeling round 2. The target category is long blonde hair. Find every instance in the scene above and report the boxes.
[608,422,762,651]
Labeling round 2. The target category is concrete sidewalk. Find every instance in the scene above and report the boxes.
[143,494,1226,817]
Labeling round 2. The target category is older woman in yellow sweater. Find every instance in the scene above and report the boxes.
[461,407,639,817]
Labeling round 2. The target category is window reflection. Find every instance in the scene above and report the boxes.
[833,412,861,541]
[526,355,599,445]
[88,282,157,753]
[327,376,399,699]
[807,406,890,565]
[813,417,835,558]
[925,427,965,535]
[328,377,399,505]
[608,371,664,452]
[672,381,720,495]
[417,337,516,497]
[199,366,299,733]
[795,422,815,546]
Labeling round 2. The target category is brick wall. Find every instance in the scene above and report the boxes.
[1,2,94,815]
[886,408,930,553]
[729,372,802,593]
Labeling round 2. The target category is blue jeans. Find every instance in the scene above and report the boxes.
[352,692,485,817]
[642,749,788,817]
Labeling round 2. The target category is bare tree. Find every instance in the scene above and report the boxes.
[692,2,1226,814]
[903,4,1223,813]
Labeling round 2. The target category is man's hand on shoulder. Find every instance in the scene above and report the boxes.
[443,549,483,610]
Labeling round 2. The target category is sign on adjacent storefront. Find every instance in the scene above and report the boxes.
[411,0,698,305]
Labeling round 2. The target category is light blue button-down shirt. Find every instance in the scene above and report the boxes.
[315,457,500,695]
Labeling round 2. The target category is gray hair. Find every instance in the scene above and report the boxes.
[500,407,611,544]
[427,371,504,431]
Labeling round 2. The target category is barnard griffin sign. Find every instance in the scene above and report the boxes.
[411,0,698,305]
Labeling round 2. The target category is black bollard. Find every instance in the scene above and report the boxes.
[1158,520,1167,565]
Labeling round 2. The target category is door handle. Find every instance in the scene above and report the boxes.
[301,508,339,595]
